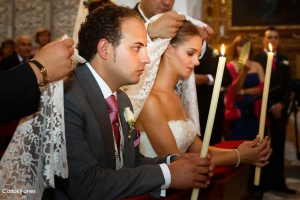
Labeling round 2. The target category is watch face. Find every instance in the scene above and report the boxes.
[171,155,178,163]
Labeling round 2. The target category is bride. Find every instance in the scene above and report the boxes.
[125,19,271,167]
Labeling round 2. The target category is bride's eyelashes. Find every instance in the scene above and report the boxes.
[187,51,196,56]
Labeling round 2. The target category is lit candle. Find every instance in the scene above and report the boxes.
[191,44,226,200]
[254,43,274,185]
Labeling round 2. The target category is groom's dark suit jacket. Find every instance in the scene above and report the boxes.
[58,64,167,199]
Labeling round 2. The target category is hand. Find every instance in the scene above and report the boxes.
[148,11,185,39]
[169,153,214,189]
[32,35,74,83]
[176,152,199,161]
[237,136,271,167]
[243,60,251,72]
[195,74,210,86]
[270,103,283,119]
[197,26,213,40]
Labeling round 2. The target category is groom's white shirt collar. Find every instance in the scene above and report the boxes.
[86,62,117,99]
[138,3,149,22]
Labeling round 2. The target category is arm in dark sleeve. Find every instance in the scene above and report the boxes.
[280,62,292,107]
[207,55,232,87]
[221,65,233,87]
[0,63,41,125]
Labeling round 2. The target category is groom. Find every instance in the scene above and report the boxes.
[55,3,214,199]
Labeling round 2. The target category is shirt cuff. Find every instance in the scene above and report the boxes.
[206,74,214,85]
[159,163,171,196]
[199,40,207,59]
[145,20,156,43]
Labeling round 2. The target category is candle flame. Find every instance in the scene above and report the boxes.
[269,43,273,52]
[221,44,225,56]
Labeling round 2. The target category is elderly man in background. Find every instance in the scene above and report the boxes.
[0,35,33,72]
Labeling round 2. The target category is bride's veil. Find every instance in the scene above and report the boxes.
[123,14,206,136]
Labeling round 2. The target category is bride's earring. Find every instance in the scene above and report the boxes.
[167,55,170,58]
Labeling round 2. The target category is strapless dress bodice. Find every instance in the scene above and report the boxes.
[139,119,197,158]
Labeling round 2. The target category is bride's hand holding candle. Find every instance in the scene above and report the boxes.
[254,43,274,185]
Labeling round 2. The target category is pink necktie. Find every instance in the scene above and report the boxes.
[272,56,276,72]
[105,95,120,150]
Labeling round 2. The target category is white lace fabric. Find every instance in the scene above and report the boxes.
[140,119,197,158]
[0,81,68,200]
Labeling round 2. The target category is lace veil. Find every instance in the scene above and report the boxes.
[0,82,68,200]
[123,14,208,136]
[0,1,87,199]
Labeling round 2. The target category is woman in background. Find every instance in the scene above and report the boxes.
[32,27,51,55]
[225,34,265,141]
[0,39,15,60]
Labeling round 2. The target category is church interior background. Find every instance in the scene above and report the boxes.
[0,0,299,198]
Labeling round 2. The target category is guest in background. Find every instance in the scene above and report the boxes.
[225,34,265,141]
[0,39,15,62]
[0,35,74,125]
[0,35,33,72]
[254,27,295,194]
[194,23,232,145]
[32,27,51,55]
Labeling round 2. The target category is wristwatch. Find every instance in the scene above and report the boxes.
[170,155,179,163]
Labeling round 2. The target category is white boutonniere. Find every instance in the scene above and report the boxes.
[282,60,289,65]
[124,107,135,139]
[212,49,220,57]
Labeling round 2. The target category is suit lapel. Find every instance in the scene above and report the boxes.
[117,91,135,167]
[74,64,116,169]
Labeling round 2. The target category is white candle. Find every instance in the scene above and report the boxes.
[254,43,274,185]
[191,44,226,200]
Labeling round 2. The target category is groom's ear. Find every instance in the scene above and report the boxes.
[97,39,109,59]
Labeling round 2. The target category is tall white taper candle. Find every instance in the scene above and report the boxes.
[191,44,226,200]
[254,43,274,185]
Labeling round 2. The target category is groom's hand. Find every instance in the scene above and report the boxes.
[175,152,202,161]
[168,153,214,189]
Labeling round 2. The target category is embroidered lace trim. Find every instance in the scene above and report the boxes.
[0,81,68,200]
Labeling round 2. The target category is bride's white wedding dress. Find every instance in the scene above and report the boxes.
[139,119,197,157]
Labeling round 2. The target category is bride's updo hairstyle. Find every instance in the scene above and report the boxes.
[170,20,202,48]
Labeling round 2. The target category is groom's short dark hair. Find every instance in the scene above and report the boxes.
[78,3,141,61]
